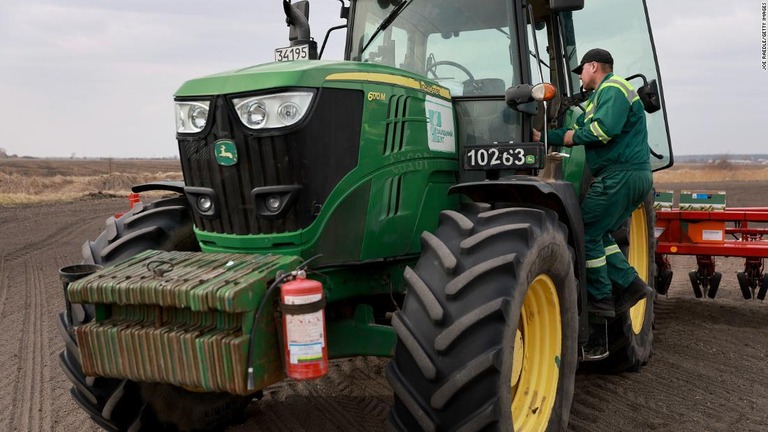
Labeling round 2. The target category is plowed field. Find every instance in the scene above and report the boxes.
[0,179,766,431]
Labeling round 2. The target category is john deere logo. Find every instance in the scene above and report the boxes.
[526,155,536,165]
[215,140,238,166]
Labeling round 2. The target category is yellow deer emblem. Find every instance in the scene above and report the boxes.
[215,140,238,166]
[218,146,234,160]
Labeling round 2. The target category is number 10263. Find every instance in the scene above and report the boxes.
[463,144,543,170]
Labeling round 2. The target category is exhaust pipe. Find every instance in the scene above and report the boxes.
[283,0,318,59]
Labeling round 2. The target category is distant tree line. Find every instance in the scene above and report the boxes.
[675,154,768,163]
[0,148,179,160]
[0,147,18,158]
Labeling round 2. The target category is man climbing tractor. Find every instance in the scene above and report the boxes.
[534,47,655,360]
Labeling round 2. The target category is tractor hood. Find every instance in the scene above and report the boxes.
[175,60,447,98]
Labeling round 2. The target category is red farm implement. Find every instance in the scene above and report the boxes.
[654,190,768,300]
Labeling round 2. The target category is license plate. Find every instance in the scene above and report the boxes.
[463,143,544,170]
[274,44,309,62]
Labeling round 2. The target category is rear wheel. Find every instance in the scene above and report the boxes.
[58,195,251,431]
[387,205,578,431]
[595,195,655,373]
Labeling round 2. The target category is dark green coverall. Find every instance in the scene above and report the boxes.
[549,73,653,301]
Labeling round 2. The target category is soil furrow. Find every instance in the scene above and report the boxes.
[0,253,8,331]
[7,263,36,431]
[0,183,766,432]
[0,254,21,432]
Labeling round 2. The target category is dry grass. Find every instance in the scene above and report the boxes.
[654,163,768,183]
[2,158,767,206]
[0,158,182,206]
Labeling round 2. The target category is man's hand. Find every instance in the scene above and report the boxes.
[563,130,575,147]
[532,128,541,142]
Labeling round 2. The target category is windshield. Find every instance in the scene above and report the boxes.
[349,0,522,97]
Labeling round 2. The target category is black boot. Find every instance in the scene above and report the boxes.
[582,316,609,361]
[588,295,616,318]
[615,276,654,314]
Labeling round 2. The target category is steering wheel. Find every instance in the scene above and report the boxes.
[426,60,475,81]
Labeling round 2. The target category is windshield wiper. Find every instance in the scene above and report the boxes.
[360,0,411,54]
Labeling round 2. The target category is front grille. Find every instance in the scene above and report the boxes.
[178,88,363,235]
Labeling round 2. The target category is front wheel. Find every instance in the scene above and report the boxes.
[387,205,578,431]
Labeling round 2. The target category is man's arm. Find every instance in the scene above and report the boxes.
[534,112,585,145]
[572,87,630,146]
[547,127,567,145]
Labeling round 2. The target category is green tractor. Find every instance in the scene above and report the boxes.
[57,0,673,430]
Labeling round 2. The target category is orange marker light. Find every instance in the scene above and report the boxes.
[532,83,557,102]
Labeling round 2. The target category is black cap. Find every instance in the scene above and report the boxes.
[572,48,614,74]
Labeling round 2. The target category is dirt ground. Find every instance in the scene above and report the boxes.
[0,180,767,432]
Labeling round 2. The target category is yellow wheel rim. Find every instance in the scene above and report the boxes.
[510,274,562,431]
[627,204,649,334]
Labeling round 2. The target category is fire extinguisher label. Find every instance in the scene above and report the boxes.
[288,341,323,363]
[285,294,324,364]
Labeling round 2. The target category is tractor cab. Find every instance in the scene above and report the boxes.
[315,0,674,180]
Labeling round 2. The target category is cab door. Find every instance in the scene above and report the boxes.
[558,0,673,171]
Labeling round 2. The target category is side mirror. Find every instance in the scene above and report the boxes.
[637,79,661,114]
[626,74,661,114]
[549,0,584,12]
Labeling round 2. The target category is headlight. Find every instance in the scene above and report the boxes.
[175,101,210,133]
[232,91,314,130]
[244,100,267,128]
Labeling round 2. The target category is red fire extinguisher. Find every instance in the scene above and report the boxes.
[280,275,328,380]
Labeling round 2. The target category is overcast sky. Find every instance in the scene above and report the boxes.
[0,0,765,158]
